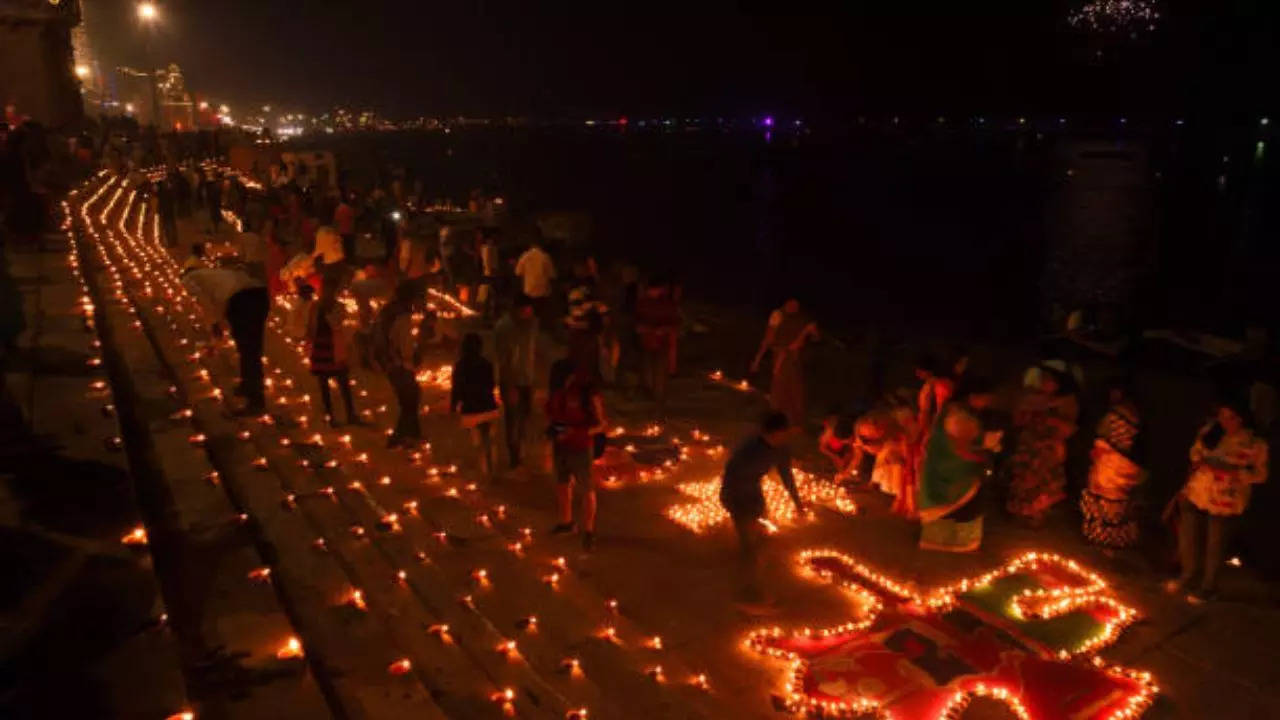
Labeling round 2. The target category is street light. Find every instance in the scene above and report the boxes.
[136,3,162,129]
[75,64,91,79]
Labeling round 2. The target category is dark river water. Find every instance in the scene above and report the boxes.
[300,120,1278,343]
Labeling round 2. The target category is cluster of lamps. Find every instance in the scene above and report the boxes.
[73,168,1162,720]
[666,469,857,534]
[744,549,1158,719]
[74,168,729,720]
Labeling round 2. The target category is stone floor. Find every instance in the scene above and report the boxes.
[5,176,1279,719]
[0,234,188,719]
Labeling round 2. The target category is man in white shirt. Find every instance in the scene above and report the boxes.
[181,267,269,414]
[514,240,555,300]
[514,239,555,326]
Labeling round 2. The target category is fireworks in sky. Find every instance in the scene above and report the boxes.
[1068,0,1161,37]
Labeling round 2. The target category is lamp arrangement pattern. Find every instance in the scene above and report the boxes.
[70,169,1157,720]
[66,169,729,720]
[63,172,200,718]
[666,470,856,534]
[746,550,1156,719]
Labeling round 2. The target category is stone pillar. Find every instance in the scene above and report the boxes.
[1042,137,1154,331]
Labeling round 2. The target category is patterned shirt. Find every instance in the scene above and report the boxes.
[1185,423,1268,516]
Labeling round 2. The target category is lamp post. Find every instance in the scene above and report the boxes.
[137,2,161,129]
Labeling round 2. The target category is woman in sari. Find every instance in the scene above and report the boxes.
[1005,364,1080,525]
[917,378,1001,552]
[875,404,916,509]
[898,354,955,518]
[1081,379,1144,550]
[751,299,819,428]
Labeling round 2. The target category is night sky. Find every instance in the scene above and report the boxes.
[82,0,1279,119]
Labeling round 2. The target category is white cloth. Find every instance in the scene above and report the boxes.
[514,246,555,298]
[181,268,263,320]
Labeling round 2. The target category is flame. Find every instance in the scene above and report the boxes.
[276,636,304,659]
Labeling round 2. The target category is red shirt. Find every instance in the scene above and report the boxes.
[546,380,596,452]
[635,294,679,351]
[334,202,355,235]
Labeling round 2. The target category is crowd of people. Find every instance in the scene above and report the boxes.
[161,156,690,554]
[131,151,1271,607]
[725,310,1271,607]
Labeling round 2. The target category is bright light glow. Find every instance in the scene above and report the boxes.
[124,103,136,114]
[75,64,91,79]
[198,100,209,110]
[746,549,1158,719]
[1068,0,1160,36]
[137,2,157,22]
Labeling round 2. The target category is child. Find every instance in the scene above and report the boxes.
[306,284,357,426]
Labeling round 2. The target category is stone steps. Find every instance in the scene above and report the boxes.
[84,172,724,719]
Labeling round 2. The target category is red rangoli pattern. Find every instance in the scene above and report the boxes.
[747,550,1157,719]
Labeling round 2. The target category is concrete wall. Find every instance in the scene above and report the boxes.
[0,0,83,130]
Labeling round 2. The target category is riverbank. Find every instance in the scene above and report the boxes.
[214,168,1280,716]
[33,165,1278,718]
